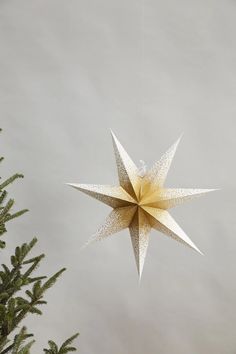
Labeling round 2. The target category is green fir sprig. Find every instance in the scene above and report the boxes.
[0,129,78,353]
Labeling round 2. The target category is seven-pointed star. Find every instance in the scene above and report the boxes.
[68,131,215,278]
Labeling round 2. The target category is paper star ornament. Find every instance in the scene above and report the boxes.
[68,132,215,278]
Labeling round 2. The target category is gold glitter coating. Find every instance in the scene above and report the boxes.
[68,131,215,278]
[87,205,137,245]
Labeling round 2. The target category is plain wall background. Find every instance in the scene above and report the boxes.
[0,0,235,353]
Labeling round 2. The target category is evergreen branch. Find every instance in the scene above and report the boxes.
[18,340,35,354]
[40,268,66,294]
[22,254,45,280]
[0,174,24,191]
[4,209,28,222]
[0,200,14,220]
[0,191,7,206]
[59,333,79,351]
[0,130,79,352]
[43,333,79,354]
[0,239,44,299]
[1,327,34,354]
[13,268,66,330]
[0,167,28,249]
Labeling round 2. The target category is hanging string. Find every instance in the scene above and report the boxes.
[137,159,147,178]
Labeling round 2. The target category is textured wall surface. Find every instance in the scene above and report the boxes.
[0,1,235,353]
